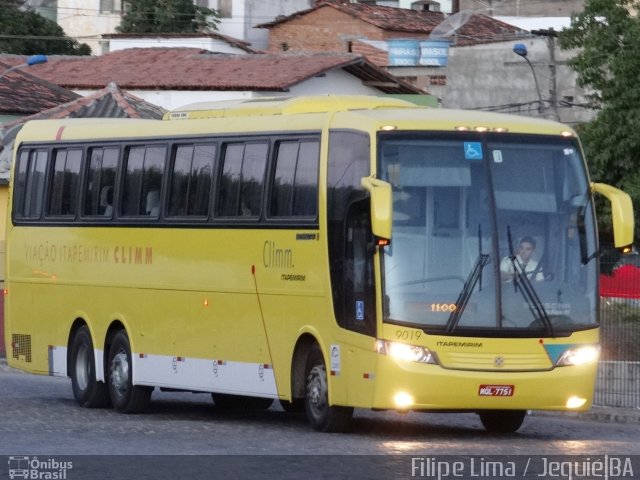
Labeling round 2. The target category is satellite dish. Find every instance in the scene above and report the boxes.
[429,9,474,39]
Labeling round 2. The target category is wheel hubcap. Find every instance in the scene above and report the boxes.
[307,365,328,417]
[75,343,90,391]
[110,350,129,398]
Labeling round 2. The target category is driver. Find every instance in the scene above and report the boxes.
[500,236,544,282]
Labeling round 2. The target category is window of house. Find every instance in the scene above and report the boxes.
[100,0,122,13]
[213,0,231,18]
[47,149,82,217]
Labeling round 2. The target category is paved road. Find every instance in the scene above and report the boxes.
[1,366,639,479]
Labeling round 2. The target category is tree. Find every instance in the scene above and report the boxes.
[0,0,91,55]
[117,0,220,34]
[559,0,640,242]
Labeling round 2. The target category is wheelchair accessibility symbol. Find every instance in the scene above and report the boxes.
[464,142,483,161]
[356,301,365,321]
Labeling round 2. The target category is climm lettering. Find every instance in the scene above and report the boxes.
[114,246,153,265]
[263,240,294,269]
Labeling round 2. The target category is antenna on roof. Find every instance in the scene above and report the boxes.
[429,9,474,39]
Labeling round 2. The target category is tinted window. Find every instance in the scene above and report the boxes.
[121,145,166,217]
[14,149,48,219]
[83,147,119,217]
[48,149,82,217]
[270,140,319,217]
[168,144,215,217]
[218,142,268,217]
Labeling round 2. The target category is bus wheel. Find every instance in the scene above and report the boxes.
[305,344,353,432]
[478,410,526,433]
[69,325,110,408]
[212,393,274,410]
[107,330,152,413]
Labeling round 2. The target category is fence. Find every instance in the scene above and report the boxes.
[595,253,640,409]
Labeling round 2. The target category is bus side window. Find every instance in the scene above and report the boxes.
[218,142,268,218]
[269,139,319,218]
[15,149,48,220]
[47,148,82,217]
[121,145,166,217]
[83,147,118,217]
[168,143,215,217]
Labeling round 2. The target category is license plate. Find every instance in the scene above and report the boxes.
[478,384,514,396]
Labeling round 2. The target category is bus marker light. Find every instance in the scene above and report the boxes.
[203,299,209,307]
[380,125,397,131]
[394,391,414,409]
[3,289,7,296]
[566,396,587,409]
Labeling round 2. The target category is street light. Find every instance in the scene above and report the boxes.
[512,43,544,115]
[0,54,47,80]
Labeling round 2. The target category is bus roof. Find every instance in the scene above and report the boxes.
[163,95,419,120]
[15,95,577,143]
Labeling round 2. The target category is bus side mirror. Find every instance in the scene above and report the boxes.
[361,177,392,243]
[591,182,635,251]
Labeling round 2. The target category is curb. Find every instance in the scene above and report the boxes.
[532,406,640,424]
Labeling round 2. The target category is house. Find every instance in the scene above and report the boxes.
[0,62,79,124]
[256,1,593,124]
[0,48,427,111]
[257,1,526,88]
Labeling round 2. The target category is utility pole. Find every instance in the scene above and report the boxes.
[531,28,560,121]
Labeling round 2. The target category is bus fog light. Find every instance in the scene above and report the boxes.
[394,391,414,409]
[566,396,587,409]
[375,340,437,364]
[556,345,600,366]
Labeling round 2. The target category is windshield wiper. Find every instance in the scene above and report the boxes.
[446,226,490,333]
[506,227,554,336]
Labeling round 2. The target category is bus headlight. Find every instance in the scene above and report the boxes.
[555,345,600,366]
[375,340,438,364]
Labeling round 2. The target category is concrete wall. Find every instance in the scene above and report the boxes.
[57,0,122,55]
[107,37,251,55]
[459,0,585,16]
[390,38,595,125]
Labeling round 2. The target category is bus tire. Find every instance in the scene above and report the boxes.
[304,344,353,432]
[107,330,152,413]
[69,325,110,408]
[478,410,526,433]
[212,393,274,410]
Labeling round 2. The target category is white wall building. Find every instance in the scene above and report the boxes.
[54,0,314,54]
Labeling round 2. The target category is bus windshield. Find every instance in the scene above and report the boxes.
[379,132,598,336]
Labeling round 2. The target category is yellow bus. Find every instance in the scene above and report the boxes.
[4,95,634,433]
